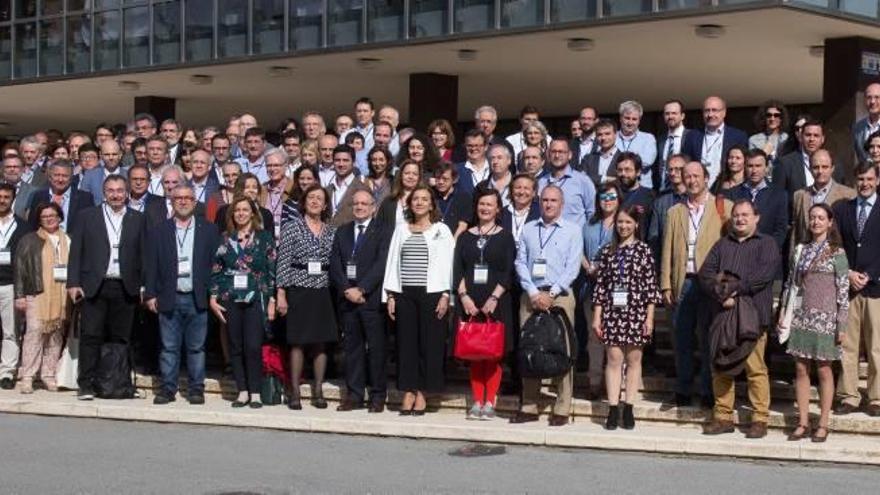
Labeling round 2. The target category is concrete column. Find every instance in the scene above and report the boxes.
[134,96,176,123]
[408,73,458,135]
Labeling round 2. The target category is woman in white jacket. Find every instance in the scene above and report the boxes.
[383,184,454,415]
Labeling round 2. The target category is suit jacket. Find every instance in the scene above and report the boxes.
[835,197,880,298]
[730,184,789,249]
[67,205,146,298]
[144,216,221,312]
[79,166,130,205]
[853,117,878,164]
[12,181,35,219]
[681,125,748,172]
[653,128,692,191]
[791,181,856,247]
[580,150,621,186]
[328,176,371,227]
[772,150,847,201]
[500,202,540,234]
[0,215,32,285]
[329,220,392,309]
[145,196,206,229]
[569,136,597,170]
[191,175,221,205]
[26,187,95,234]
[660,194,733,298]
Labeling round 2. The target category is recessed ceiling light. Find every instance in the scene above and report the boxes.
[694,24,725,39]
[457,49,478,61]
[808,45,824,58]
[189,74,213,85]
[267,65,293,77]
[567,38,595,52]
[356,57,382,70]
[117,80,141,91]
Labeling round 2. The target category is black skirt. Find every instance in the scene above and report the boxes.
[285,286,338,345]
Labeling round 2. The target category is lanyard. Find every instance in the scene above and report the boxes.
[618,132,636,152]
[0,218,15,247]
[439,193,455,221]
[149,178,163,195]
[176,219,193,251]
[103,205,124,244]
[702,133,723,160]
[194,183,207,203]
[538,223,559,253]
[476,224,494,263]
[616,247,628,285]
[267,186,284,215]
[511,206,528,239]
[687,200,705,233]
[548,175,569,189]
[233,231,252,261]
[470,165,489,186]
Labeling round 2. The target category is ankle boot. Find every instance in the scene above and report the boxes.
[622,403,635,430]
[605,405,619,430]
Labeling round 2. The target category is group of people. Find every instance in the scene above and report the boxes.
[1,85,880,442]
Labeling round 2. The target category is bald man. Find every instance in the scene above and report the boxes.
[81,140,129,204]
[854,83,880,163]
[681,96,748,186]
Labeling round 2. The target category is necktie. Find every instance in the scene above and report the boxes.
[666,134,675,159]
[858,202,870,238]
[353,224,365,254]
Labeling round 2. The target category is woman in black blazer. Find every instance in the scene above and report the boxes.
[214,173,274,235]
[375,160,424,229]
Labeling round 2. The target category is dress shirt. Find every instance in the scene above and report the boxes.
[507,204,531,243]
[236,156,269,184]
[743,180,768,201]
[701,124,726,184]
[318,163,336,187]
[810,182,831,205]
[265,178,287,229]
[191,177,210,204]
[465,160,491,187]
[616,130,657,188]
[801,152,815,188]
[21,167,34,184]
[148,169,164,196]
[537,166,596,226]
[597,146,618,183]
[860,193,877,219]
[103,204,125,278]
[579,133,596,161]
[51,188,72,232]
[686,198,707,274]
[0,213,17,252]
[128,194,147,212]
[343,124,375,152]
[331,173,356,214]
[662,125,685,162]
[175,219,195,292]
[506,132,552,158]
[515,216,583,297]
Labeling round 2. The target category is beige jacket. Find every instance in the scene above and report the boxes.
[790,181,856,247]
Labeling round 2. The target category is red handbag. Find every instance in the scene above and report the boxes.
[454,316,505,361]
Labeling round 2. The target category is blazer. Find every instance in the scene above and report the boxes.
[681,125,748,169]
[67,205,146,298]
[569,136,597,170]
[790,181,856,247]
[853,116,877,164]
[580,149,621,186]
[145,196,206,229]
[12,181,35,219]
[328,176,371,227]
[144,216,221,312]
[500,202,540,234]
[375,196,402,230]
[26,187,95,234]
[660,195,733,299]
[191,174,221,205]
[455,162,491,196]
[772,150,848,201]
[79,166,129,205]
[834,197,880,298]
[0,215,31,286]
[329,220,392,308]
[382,221,454,300]
[730,184,789,249]
[653,128,692,191]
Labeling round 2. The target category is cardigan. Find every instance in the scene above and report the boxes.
[382,221,454,301]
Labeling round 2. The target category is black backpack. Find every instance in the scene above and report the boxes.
[517,307,578,379]
[94,343,136,399]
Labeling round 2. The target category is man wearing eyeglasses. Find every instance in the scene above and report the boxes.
[2,155,36,218]
[144,184,221,406]
[145,165,205,228]
[26,159,95,234]
[80,140,129,204]
[854,83,880,164]
[681,96,748,186]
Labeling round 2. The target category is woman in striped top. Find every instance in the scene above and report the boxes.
[383,185,455,415]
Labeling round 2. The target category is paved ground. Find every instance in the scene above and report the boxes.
[1,414,879,494]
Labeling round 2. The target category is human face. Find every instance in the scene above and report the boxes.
[488,147,511,176]
[128,168,149,196]
[570,120,582,139]
[401,164,420,190]
[201,130,217,152]
[810,152,834,187]
[434,170,454,195]
[369,152,388,176]
[53,147,69,160]
[101,142,122,169]
[683,162,707,197]
[222,166,241,189]
[95,127,115,146]
[3,159,23,183]
[476,194,501,224]
[868,137,880,163]
[297,170,316,191]
[865,83,880,116]
[524,127,543,146]
[182,130,198,148]
[133,145,147,167]
[615,211,637,241]
[579,108,597,135]
[245,135,265,160]
[374,125,392,147]
[702,97,726,129]
[283,138,301,160]
[20,143,40,166]
[303,116,323,140]
[808,206,831,240]
[520,112,539,130]
[0,189,13,216]
[620,110,640,136]
[666,157,686,187]
[465,136,486,163]
[172,188,196,219]
[663,102,684,130]
[355,102,375,127]
[745,156,767,186]
[349,137,364,151]
[727,149,745,176]
[430,127,449,149]
[540,188,563,221]
[378,107,399,128]
[39,207,61,233]
[225,124,239,144]
[162,171,182,196]
[233,200,254,230]
[802,125,824,154]
[146,140,168,168]
[335,115,354,135]
[135,118,156,138]
[333,151,354,178]
[190,151,211,180]
[511,178,535,209]
[764,107,783,132]
[731,203,759,238]
[300,148,317,166]
[79,151,100,171]
[239,114,258,136]
[547,141,570,169]
[211,138,231,162]
[406,139,425,163]
[476,111,496,137]
[103,179,127,211]
[242,178,260,201]
[319,136,337,164]
[48,166,72,193]
[266,154,285,182]
[615,160,638,190]
[304,189,326,217]
[856,166,878,199]
[599,189,619,216]
[409,189,433,220]
[351,191,375,222]
[595,126,615,150]
[161,122,181,146]
[522,147,544,176]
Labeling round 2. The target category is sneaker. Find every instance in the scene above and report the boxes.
[480,403,496,420]
[77,389,95,401]
[467,403,482,420]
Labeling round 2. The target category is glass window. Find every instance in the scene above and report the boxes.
[550,0,596,21]
[123,6,148,67]
[39,18,64,76]
[0,26,10,80]
[660,0,711,9]
[368,0,404,42]
[14,0,36,18]
[840,0,878,18]
[94,0,121,8]
[454,0,493,33]
[409,0,447,38]
[94,10,120,70]
[289,0,322,50]
[1,1,10,22]
[67,0,89,11]
[602,0,651,16]
[153,1,180,65]
[502,0,542,27]
[185,0,213,61]
[218,0,247,57]
[41,0,63,15]
[328,0,363,47]
[14,22,37,78]
[66,14,90,74]
[253,0,284,54]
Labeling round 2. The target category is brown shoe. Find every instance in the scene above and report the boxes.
[336,400,365,411]
[509,412,540,424]
[548,414,569,427]
[866,404,880,417]
[702,419,735,435]
[834,402,859,415]
[745,422,768,439]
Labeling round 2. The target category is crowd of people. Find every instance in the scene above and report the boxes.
[2,85,880,443]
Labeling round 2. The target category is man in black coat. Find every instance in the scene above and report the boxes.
[27,159,94,234]
[330,190,392,412]
[771,121,846,202]
[731,150,789,251]
[145,165,205,228]
[0,183,31,390]
[67,175,147,399]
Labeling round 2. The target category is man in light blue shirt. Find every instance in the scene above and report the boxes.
[537,138,596,226]
[511,185,582,427]
[616,100,657,189]
[234,128,269,184]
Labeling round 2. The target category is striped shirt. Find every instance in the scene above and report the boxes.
[400,233,429,286]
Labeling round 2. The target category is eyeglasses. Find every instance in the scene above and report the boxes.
[599,193,618,201]
[173,196,195,202]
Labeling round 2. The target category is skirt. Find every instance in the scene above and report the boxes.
[285,286,338,346]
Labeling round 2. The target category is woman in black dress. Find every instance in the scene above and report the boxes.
[453,188,516,420]
[592,205,661,430]
[276,184,338,410]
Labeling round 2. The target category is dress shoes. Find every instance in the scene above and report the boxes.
[153,393,175,405]
[745,422,768,439]
[0,377,13,390]
[187,393,205,405]
[834,402,859,415]
[368,401,385,413]
[702,419,735,435]
[509,412,540,424]
[336,400,365,412]
[866,404,880,417]
[548,414,569,427]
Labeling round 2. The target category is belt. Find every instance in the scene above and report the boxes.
[176,290,193,295]
[685,273,698,279]
[537,285,569,296]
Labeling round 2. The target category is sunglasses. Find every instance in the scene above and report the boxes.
[765,112,782,118]
[599,193,618,201]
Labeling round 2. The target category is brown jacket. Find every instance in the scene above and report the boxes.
[13,232,47,299]
[327,176,370,228]
[790,181,856,248]
[660,194,732,299]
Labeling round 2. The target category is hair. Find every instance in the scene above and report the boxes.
[298,183,331,221]
[399,133,440,173]
[405,184,440,224]
[281,128,302,143]
[244,127,266,140]
[618,100,644,117]
[291,164,319,203]
[713,144,748,193]
[427,119,456,149]
[474,105,498,121]
[390,160,425,201]
[754,100,790,133]
[160,118,181,131]
[433,160,459,180]
[610,205,643,253]
[732,198,759,215]
[211,133,231,146]
[234,172,263,198]
[745,148,769,164]
[145,135,168,149]
[77,142,99,157]
[127,164,149,180]
[48,158,73,172]
[368,146,393,180]
[854,160,878,178]
[300,140,318,164]
[590,181,623,224]
[264,147,288,165]
[0,182,16,200]
[355,97,375,110]
[522,121,549,147]
[374,121,394,135]
[614,151,642,173]
[134,113,157,128]
[3,154,23,167]
[47,143,69,158]
[469,186,503,227]
[333,143,356,163]
[278,117,301,134]
[161,164,184,181]
[807,203,843,251]
[802,120,825,134]
[594,118,617,133]
[102,174,127,190]
[225,195,264,233]
[344,131,364,147]
[35,202,65,224]
[519,105,540,118]
[663,99,685,113]
[19,135,43,151]
[864,130,880,153]
[464,128,486,143]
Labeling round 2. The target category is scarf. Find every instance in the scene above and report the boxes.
[35,228,69,334]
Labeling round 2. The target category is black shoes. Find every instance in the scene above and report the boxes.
[288,397,302,410]
[605,405,619,430]
[153,393,175,405]
[368,401,385,413]
[232,399,250,408]
[312,396,328,409]
[0,377,14,390]
[187,393,205,405]
[509,412,540,424]
[622,403,635,430]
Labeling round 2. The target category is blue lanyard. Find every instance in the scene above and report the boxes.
[538,223,559,253]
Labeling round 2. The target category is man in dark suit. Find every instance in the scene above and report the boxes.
[80,140,128,205]
[580,119,620,186]
[2,155,36,219]
[455,129,491,195]
[328,144,370,227]
[569,106,598,169]
[330,189,392,412]
[67,175,146,400]
[772,122,846,202]
[145,165,205,228]
[0,183,31,390]
[681,96,748,187]
[653,100,691,192]
[27,159,95,234]
[144,183,221,405]
[732,150,789,251]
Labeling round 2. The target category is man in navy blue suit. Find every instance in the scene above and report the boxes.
[682,96,748,187]
[26,159,95,234]
[732,149,789,251]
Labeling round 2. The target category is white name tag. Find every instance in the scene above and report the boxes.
[53,264,67,282]
[274,224,280,239]
[233,272,249,290]
[687,243,696,260]
[532,259,547,279]
[0,249,10,266]
[346,261,357,280]
[307,260,322,276]
[612,290,628,308]
[474,264,489,285]
[178,257,191,277]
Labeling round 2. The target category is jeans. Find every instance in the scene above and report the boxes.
[673,278,712,399]
[158,293,208,396]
